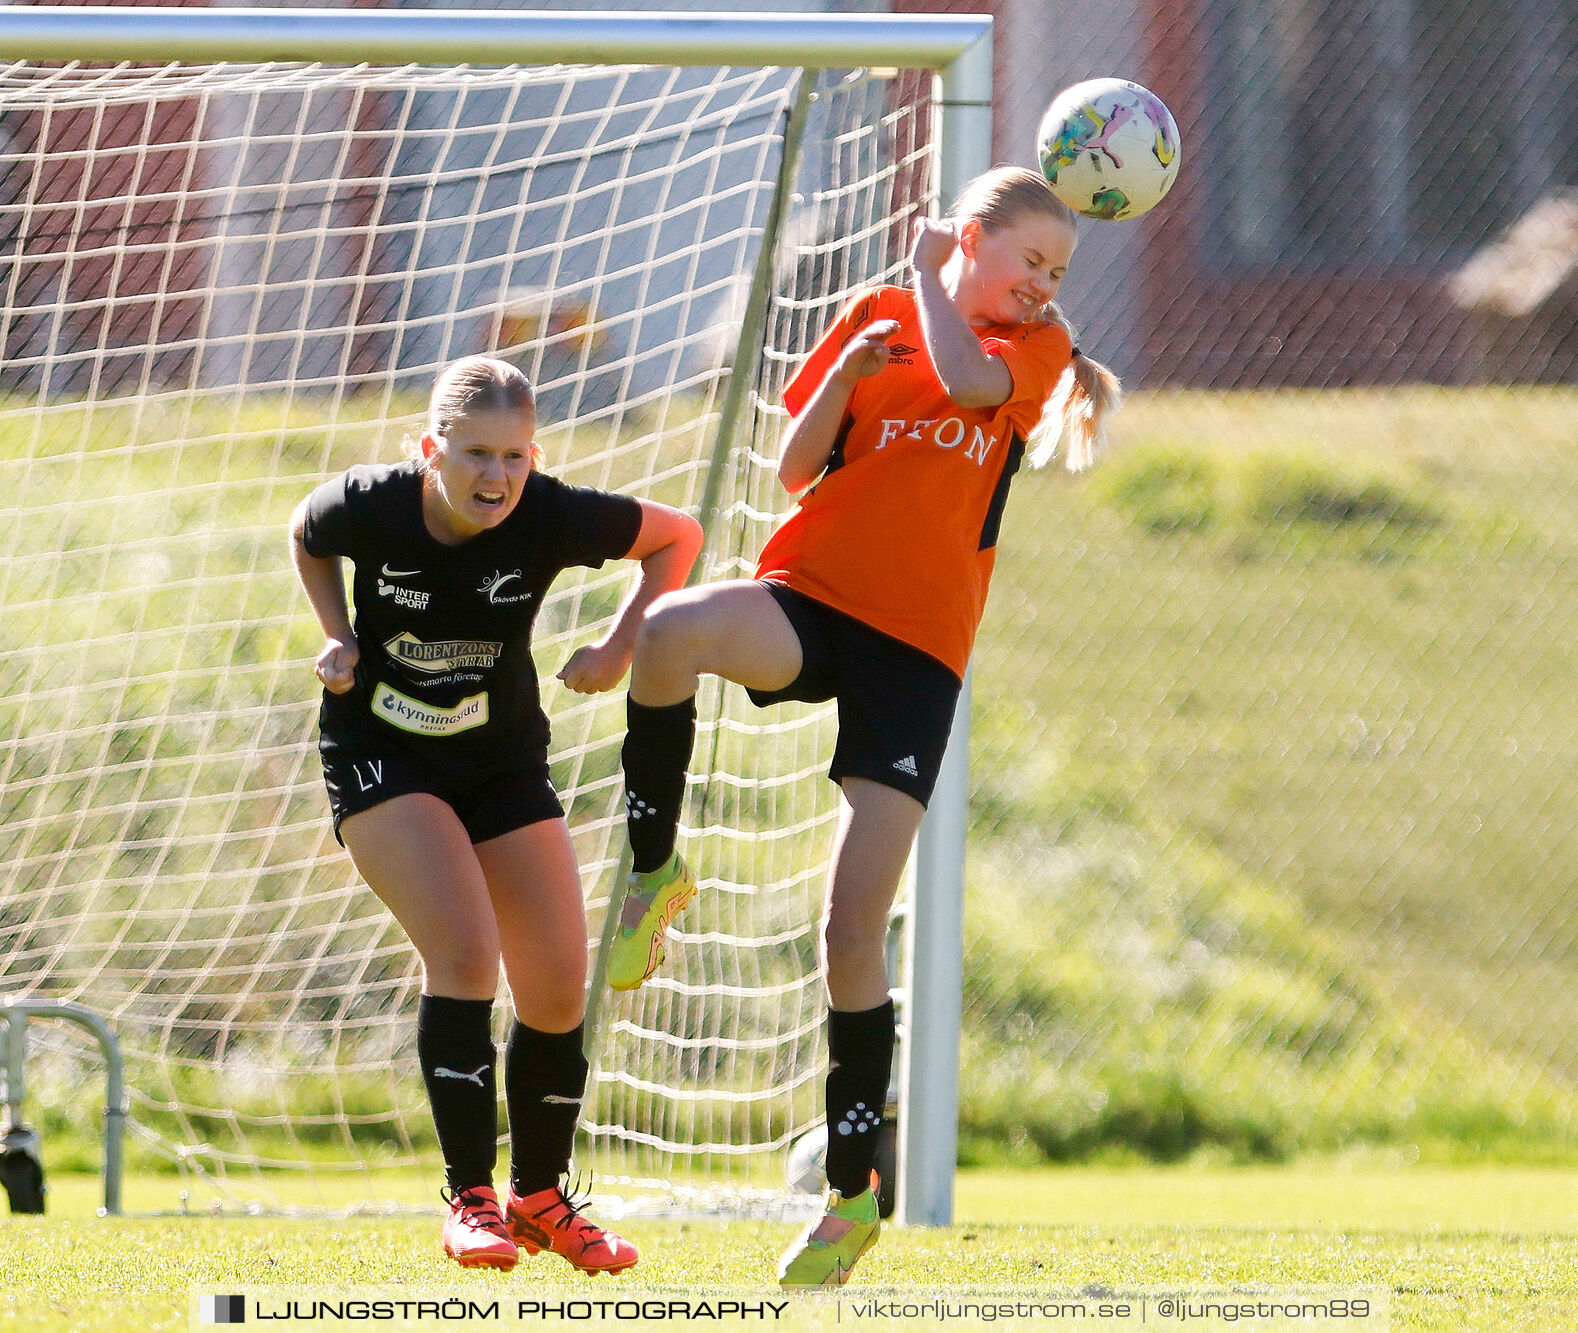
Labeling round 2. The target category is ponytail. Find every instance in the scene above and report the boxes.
[1026,311,1121,472]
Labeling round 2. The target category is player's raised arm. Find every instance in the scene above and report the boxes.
[910,217,1016,409]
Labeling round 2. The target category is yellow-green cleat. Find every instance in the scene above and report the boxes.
[777,1174,881,1288]
[606,852,696,991]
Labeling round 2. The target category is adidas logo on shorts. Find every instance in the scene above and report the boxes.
[891,755,919,777]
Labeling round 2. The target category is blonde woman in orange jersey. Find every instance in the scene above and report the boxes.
[607,167,1120,1286]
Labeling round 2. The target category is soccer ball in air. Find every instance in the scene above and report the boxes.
[1037,78,1181,221]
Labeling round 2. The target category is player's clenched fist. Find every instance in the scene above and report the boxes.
[909,216,959,276]
[833,319,901,382]
[557,640,631,695]
[314,638,358,694]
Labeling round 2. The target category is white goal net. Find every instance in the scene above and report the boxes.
[0,46,938,1214]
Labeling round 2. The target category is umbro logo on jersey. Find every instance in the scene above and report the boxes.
[887,342,920,364]
[892,755,919,777]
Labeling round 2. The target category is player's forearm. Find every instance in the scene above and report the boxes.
[914,267,1012,408]
[608,538,698,653]
[779,372,858,493]
[600,505,704,656]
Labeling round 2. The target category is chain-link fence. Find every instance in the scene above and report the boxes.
[934,0,1578,1161]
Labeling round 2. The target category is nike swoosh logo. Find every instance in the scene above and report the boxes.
[382,565,420,577]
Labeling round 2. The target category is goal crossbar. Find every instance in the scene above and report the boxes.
[0,7,991,72]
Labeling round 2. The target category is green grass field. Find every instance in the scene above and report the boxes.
[5,1164,1576,1331]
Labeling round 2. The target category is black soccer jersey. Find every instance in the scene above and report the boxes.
[300,461,642,765]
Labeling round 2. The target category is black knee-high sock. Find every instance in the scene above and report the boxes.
[505,1021,589,1195]
[416,994,498,1193]
[622,696,697,875]
[823,999,896,1198]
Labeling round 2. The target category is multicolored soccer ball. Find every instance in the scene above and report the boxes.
[1037,78,1181,221]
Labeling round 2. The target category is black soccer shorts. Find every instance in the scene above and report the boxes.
[319,735,563,845]
[745,581,963,807]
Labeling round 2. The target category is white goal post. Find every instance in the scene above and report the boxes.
[0,6,990,1225]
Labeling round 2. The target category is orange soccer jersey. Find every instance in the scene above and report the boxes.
[754,283,1073,678]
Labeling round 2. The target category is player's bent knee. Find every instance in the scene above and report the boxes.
[633,596,684,658]
[635,594,716,672]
